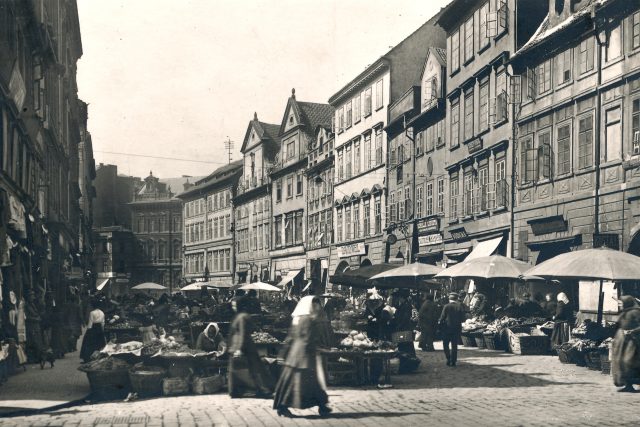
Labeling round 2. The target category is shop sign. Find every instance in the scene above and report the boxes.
[467,138,483,154]
[593,233,619,250]
[337,242,366,258]
[449,227,468,241]
[528,215,568,236]
[115,278,129,284]
[419,233,443,246]
[417,217,439,233]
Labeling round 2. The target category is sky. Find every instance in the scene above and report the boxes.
[77,0,451,179]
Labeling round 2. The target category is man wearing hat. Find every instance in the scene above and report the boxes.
[439,293,466,367]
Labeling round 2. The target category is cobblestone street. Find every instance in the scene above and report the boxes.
[2,344,637,427]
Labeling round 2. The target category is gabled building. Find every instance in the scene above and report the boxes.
[234,113,280,283]
[269,90,333,289]
[178,160,242,286]
[305,125,335,293]
[436,0,546,266]
[329,13,446,276]
[510,0,640,314]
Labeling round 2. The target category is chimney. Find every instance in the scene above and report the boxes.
[183,179,194,192]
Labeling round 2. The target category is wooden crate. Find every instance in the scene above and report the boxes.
[507,326,550,355]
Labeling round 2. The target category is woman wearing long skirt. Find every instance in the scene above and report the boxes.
[611,296,640,392]
[273,296,332,417]
[227,312,273,398]
[551,292,573,348]
[80,300,107,363]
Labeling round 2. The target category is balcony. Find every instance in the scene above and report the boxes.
[449,179,509,221]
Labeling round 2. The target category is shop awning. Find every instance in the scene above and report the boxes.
[96,278,110,291]
[467,236,503,260]
[444,248,471,257]
[276,268,303,288]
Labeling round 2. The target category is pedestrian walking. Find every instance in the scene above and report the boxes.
[79,299,107,363]
[391,289,420,374]
[611,295,640,393]
[439,293,466,367]
[418,294,439,351]
[273,296,332,417]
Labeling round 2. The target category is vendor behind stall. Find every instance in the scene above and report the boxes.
[551,292,573,347]
[195,322,227,355]
[243,290,262,315]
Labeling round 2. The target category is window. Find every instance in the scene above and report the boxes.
[276,179,282,202]
[346,100,352,128]
[416,185,423,218]
[437,177,445,214]
[436,120,445,147]
[213,218,219,238]
[285,213,293,246]
[605,106,622,162]
[363,199,371,237]
[286,176,293,198]
[520,136,535,184]
[416,130,424,156]
[495,71,507,123]
[287,141,295,159]
[633,99,640,155]
[354,139,361,175]
[375,127,383,165]
[337,149,344,181]
[374,196,381,234]
[426,182,434,216]
[364,133,371,170]
[338,108,344,132]
[337,208,343,242]
[450,177,459,219]
[633,12,640,50]
[451,97,460,147]
[488,0,508,36]
[557,123,571,175]
[364,87,372,116]
[464,89,474,140]
[463,172,474,216]
[353,204,360,239]
[353,94,361,123]
[556,50,572,85]
[578,114,594,169]
[536,59,551,95]
[295,211,303,244]
[345,144,352,179]
[389,192,396,223]
[274,216,282,247]
[464,16,474,63]
[537,130,552,180]
[579,38,594,74]
[479,2,490,49]
[451,29,460,72]
[397,189,404,220]
[375,79,383,110]
[479,78,489,131]
[605,25,622,62]
[296,173,303,195]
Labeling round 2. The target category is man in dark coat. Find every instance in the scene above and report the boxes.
[439,293,466,367]
[418,294,439,351]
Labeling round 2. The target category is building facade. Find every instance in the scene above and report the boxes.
[269,90,333,289]
[510,0,640,312]
[93,226,136,297]
[305,125,335,293]
[178,161,242,286]
[130,172,182,290]
[436,0,546,265]
[234,113,279,284]
[329,15,446,276]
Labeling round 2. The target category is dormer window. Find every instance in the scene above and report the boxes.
[289,116,294,124]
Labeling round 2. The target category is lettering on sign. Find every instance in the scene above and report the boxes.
[337,242,367,258]
[419,233,443,246]
[528,215,568,235]
[417,217,439,233]
[449,227,468,241]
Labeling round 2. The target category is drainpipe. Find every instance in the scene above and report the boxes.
[510,95,517,259]
[404,113,417,264]
[593,9,604,324]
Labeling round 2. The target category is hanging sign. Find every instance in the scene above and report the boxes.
[419,233,443,246]
[337,242,366,258]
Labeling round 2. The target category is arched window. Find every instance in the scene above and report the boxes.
[158,240,166,260]
[148,240,155,259]
[173,240,181,260]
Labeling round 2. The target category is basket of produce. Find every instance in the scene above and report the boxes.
[584,350,602,371]
[192,375,224,395]
[483,332,502,351]
[162,377,190,396]
[129,364,166,397]
[460,333,476,347]
[339,331,377,350]
[601,360,611,375]
[556,345,583,364]
[472,331,486,349]
[79,357,131,400]
[506,326,549,355]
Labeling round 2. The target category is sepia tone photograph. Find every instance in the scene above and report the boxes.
[0,0,639,425]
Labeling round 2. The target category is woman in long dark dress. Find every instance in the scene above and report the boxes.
[80,300,107,363]
[273,296,332,417]
[611,296,640,392]
[391,290,420,374]
[551,292,573,348]
[227,311,273,398]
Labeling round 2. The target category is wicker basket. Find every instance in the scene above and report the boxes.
[461,333,476,347]
[192,375,224,395]
[601,360,611,375]
[162,377,190,396]
[507,327,550,355]
[557,346,583,365]
[86,369,131,400]
[129,369,166,397]
[584,351,601,371]
[473,332,486,349]
[483,332,502,351]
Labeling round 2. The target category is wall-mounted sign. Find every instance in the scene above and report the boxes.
[417,217,439,233]
[337,242,367,258]
[419,233,443,246]
[528,215,568,236]
[467,138,483,154]
[449,227,468,241]
[593,233,619,250]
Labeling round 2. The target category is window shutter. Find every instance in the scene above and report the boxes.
[510,75,521,105]
[633,131,640,155]
[526,148,537,183]
[526,67,536,100]
[489,96,496,125]
[487,11,497,37]
[498,0,508,30]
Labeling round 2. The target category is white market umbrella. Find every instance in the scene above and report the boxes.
[131,282,167,291]
[239,282,282,292]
